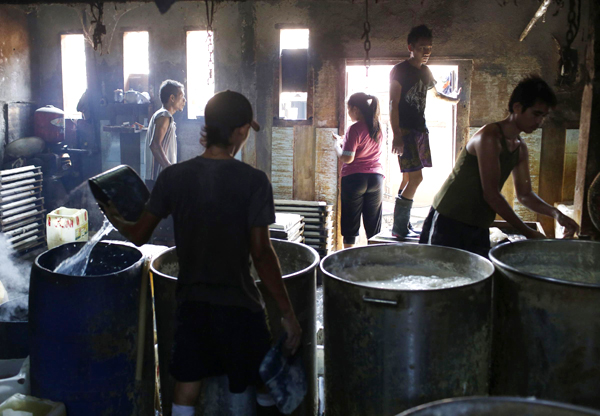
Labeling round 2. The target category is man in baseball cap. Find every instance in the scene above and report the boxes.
[100,90,300,415]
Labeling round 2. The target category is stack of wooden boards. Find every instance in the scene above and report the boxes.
[274,200,333,257]
[0,165,46,254]
[269,213,304,243]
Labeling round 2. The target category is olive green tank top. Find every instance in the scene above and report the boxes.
[433,123,521,228]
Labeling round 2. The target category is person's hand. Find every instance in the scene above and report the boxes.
[331,132,342,146]
[97,200,124,227]
[281,312,302,356]
[556,212,579,238]
[392,135,404,155]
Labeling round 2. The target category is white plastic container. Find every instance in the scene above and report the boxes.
[0,358,30,404]
[0,393,65,416]
[46,207,88,249]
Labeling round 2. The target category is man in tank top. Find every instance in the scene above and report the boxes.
[419,75,579,257]
[147,80,186,182]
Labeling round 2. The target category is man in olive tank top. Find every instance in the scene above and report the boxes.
[419,75,579,256]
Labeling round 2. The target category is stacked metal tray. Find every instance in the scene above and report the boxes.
[269,213,304,243]
[274,200,334,257]
[0,165,46,253]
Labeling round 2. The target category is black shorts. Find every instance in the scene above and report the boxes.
[170,301,272,393]
[419,207,491,258]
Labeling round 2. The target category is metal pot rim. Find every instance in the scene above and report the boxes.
[489,239,600,289]
[320,243,494,292]
[34,241,145,278]
[396,395,600,415]
[150,239,321,281]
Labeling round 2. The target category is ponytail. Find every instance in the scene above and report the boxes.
[348,92,381,142]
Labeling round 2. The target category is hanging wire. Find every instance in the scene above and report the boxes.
[205,0,216,86]
[361,0,372,78]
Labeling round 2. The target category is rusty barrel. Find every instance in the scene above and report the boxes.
[150,239,319,415]
[320,244,494,416]
[396,396,600,416]
[29,241,145,415]
[489,240,600,409]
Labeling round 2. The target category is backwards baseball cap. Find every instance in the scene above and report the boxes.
[205,90,260,132]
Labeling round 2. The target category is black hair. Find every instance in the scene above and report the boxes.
[508,75,557,113]
[348,92,381,142]
[407,25,433,45]
[201,124,235,148]
[159,80,184,105]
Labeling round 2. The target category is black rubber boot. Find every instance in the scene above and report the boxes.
[392,196,413,238]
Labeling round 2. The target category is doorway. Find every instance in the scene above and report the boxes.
[344,63,459,243]
[345,63,459,207]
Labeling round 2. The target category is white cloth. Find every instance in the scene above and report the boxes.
[171,404,195,416]
[147,108,177,180]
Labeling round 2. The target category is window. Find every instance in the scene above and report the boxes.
[60,34,87,119]
[123,31,149,92]
[186,30,215,119]
[279,29,309,120]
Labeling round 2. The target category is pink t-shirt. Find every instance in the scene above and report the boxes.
[341,121,384,177]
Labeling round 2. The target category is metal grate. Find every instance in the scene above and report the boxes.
[1,165,46,254]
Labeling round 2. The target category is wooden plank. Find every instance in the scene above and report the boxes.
[537,123,565,235]
[574,3,600,237]
[271,127,294,199]
[292,125,315,201]
[315,128,338,205]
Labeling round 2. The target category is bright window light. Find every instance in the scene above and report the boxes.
[123,31,149,91]
[280,29,309,52]
[61,34,87,119]
[186,30,215,119]
[280,29,309,120]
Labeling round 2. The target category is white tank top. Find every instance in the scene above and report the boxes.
[148,108,177,180]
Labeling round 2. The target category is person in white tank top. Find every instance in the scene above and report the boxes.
[148,80,186,181]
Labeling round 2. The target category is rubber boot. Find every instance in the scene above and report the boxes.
[392,196,413,238]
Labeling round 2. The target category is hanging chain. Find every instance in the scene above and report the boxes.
[361,0,371,77]
[565,0,580,48]
[90,1,106,51]
[205,0,216,86]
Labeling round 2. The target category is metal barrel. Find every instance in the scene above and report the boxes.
[150,239,319,416]
[29,241,145,415]
[88,165,149,222]
[489,240,600,409]
[396,396,600,416]
[0,296,29,359]
[321,244,494,416]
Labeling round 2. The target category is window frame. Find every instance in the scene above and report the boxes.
[273,24,313,127]
[59,31,88,120]
[184,26,215,122]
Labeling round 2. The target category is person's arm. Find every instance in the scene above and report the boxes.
[331,132,355,164]
[390,80,404,155]
[250,226,302,354]
[474,127,545,239]
[99,201,162,246]
[432,84,461,104]
[149,116,172,169]
[512,145,580,238]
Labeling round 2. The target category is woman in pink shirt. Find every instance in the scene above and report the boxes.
[333,92,384,248]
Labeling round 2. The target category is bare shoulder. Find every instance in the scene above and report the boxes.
[154,116,170,127]
[468,123,502,154]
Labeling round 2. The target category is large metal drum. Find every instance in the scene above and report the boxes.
[396,396,600,416]
[489,240,600,409]
[321,244,494,416]
[29,241,145,415]
[0,297,29,359]
[150,239,319,415]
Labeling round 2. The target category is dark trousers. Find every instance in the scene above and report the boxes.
[341,173,383,244]
[419,207,491,257]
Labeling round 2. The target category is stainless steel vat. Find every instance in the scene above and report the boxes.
[489,240,600,409]
[321,244,494,416]
[150,239,319,415]
[396,396,600,416]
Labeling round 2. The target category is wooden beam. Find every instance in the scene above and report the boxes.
[519,0,552,42]
[538,122,566,236]
[574,2,600,237]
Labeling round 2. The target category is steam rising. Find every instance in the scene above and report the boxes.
[0,232,31,321]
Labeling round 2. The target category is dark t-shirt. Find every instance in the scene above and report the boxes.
[146,156,276,312]
[390,60,435,131]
